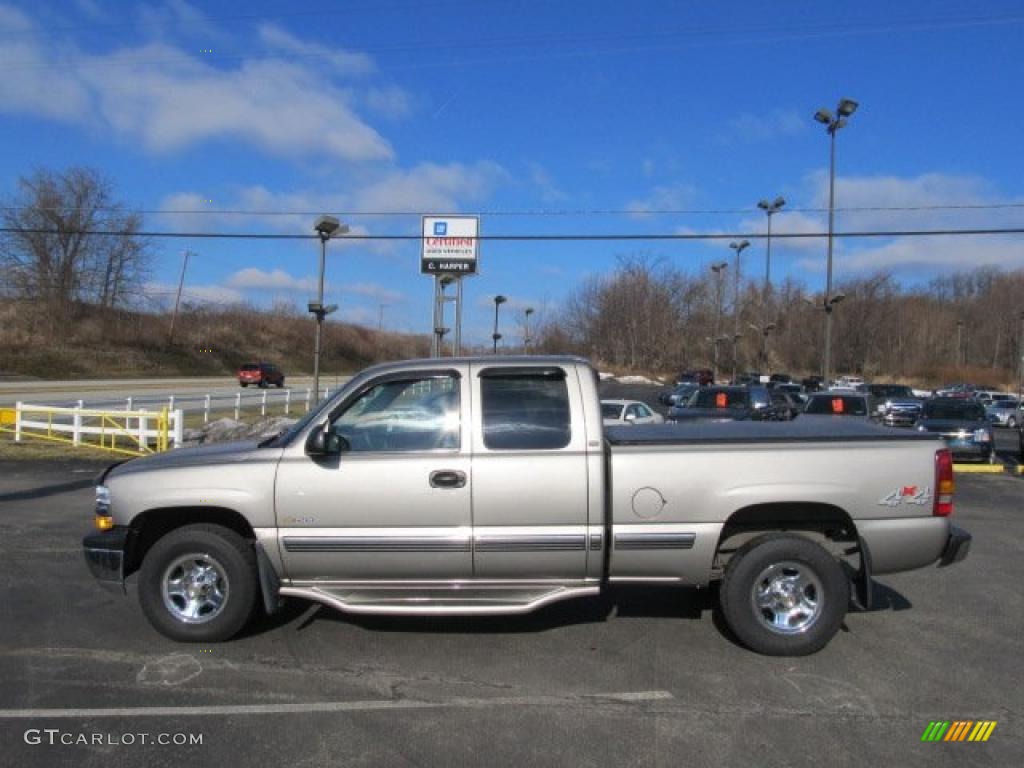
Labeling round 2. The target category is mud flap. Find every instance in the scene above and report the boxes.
[254,541,284,614]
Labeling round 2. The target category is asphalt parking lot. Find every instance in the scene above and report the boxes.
[0,455,1021,768]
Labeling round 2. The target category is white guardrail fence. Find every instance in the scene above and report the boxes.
[3,387,334,456]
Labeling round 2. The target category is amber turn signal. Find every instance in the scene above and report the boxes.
[94,515,114,531]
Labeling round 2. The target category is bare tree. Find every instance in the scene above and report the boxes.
[0,167,149,336]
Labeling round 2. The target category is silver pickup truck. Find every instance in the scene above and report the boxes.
[84,356,971,656]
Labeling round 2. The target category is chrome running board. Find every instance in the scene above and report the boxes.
[278,583,601,616]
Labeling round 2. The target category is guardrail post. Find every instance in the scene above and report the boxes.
[73,400,83,446]
[138,412,147,449]
[305,388,311,413]
[173,409,184,448]
[126,397,132,411]
[14,401,22,443]
[285,389,291,415]
[234,392,241,420]
[261,390,267,417]
[204,394,211,424]
[168,395,175,413]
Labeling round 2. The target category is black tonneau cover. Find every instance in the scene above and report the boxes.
[606,417,939,445]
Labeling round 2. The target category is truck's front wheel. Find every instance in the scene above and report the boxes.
[719,533,848,656]
[138,524,258,642]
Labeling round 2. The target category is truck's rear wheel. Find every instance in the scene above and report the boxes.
[719,533,848,656]
[139,524,257,642]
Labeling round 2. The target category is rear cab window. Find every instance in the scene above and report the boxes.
[478,367,572,450]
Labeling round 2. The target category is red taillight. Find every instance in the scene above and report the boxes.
[934,449,954,517]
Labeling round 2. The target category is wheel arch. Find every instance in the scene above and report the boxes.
[125,506,255,578]
[714,502,869,608]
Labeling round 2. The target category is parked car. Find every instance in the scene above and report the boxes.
[670,385,787,422]
[238,362,285,388]
[984,397,1020,428]
[868,384,922,428]
[768,373,792,385]
[658,383,699,407]
[675,369,714,386]
[766,389,801,420]
[84,355,971,656]
[803,393,877,421]
[601,400,664,426]
[916,398,995,463]
[802,375,826,393]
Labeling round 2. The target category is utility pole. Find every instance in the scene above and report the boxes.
[167,249,192,345]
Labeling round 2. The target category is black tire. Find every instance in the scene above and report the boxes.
[719,533,849,656]
[138,524,258,643]
[276,379,284,388]
[240,382,248,388]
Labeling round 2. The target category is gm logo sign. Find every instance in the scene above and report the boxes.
[433,221,448,236]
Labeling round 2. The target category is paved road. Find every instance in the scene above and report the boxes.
[0,458,1020,767]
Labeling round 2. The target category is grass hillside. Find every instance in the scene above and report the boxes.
[0,300,431,379]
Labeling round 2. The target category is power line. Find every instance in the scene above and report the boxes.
[3,203,1023,217]
[6,12,1022,73]
[3,226,1023,241]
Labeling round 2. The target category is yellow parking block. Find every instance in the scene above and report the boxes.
[0,408,14,426]
[952,463,1008,474]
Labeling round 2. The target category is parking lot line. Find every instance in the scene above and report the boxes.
[0,691,674,719]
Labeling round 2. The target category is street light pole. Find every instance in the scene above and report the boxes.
[815,97,858,385]
[311,215,348,402]
[524,307,535,352]
[492,295,507,353]
[957,320,965,377]
[710,262,728,381]
[729,240,750,382]
[757,197,785,372]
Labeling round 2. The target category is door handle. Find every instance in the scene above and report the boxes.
[429,470,467,489]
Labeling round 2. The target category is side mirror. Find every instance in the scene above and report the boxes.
[306,426,349,457]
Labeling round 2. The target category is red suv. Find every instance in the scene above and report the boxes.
[238,362,285,388]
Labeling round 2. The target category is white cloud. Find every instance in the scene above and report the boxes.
[721,108,806,143]
[142,280,246,306]
[224,269,405,303]
[626,183,697,218]
[225,268,316,293]
[363,85,414,119]
[528,163,567,203]
[0,8,394,163]
[776,171,1024,274]
[257,22,375,76]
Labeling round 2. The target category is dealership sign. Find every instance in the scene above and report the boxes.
[421,215,479,275]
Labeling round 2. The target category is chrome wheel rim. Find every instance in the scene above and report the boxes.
[161,553,230,624]
[751,560,823,635]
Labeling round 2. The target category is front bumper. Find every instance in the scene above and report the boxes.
[82,527,130,593]
[938,525,972,567]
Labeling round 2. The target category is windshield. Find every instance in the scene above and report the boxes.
[923,400,986,420]
[601,403,624,420]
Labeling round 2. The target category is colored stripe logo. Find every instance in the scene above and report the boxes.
[921,721,997,742]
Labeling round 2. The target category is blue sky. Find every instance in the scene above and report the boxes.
[2,0,1022,343]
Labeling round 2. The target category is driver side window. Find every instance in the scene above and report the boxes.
[330,375,460,453]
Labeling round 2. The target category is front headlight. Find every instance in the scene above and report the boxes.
[973,428,992,443]
[94,485,113,530]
